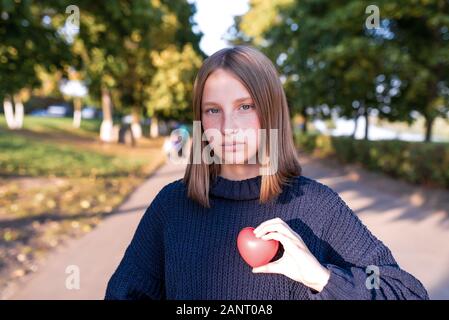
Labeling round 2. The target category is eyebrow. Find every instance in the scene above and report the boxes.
[202,96,253,107]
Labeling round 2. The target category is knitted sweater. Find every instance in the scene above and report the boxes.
[104,174,429,300]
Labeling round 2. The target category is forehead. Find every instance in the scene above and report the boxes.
[202,69,251,103]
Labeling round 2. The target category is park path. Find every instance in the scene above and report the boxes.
[6,160,186,300]
[6,154,449,299]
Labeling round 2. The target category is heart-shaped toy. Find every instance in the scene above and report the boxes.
[237,227,280,268]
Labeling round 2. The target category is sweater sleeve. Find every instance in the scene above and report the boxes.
[104,192,166,300]
[307,192,429,300]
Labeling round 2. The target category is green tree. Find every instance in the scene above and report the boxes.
[73,0,203,140]
[231,0,449,142]
[380,0,449,142]
[0,0,71,129]
[146,43,202,136]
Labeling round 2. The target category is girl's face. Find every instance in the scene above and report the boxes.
[201,69,261,165]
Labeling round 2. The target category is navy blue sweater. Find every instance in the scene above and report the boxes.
[105,174,429,300]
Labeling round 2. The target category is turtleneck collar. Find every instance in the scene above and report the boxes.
[209,175,262,200]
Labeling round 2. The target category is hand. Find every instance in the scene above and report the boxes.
[252,217,331,293]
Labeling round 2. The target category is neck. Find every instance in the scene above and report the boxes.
[219,164,261,181]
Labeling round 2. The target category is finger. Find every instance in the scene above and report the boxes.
[253,217,284,234]
[258,219,304,241]
[260,231,297,252]
[254,221,290,237]
[255,223,298,243]
[255,223,303,245]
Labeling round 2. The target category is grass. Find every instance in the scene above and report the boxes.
[0,115,101,138]
[0,115,163,177]
[0,115,166,295]
[0,130,150,177]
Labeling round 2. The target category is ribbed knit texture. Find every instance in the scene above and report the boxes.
[104,174,429,300]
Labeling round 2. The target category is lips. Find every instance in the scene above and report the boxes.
[221,142,245,152]
[221,142,245,146]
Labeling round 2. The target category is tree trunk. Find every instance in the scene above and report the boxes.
[150,114,159,138]
[4,94,24,130]
[363,105,369,140]
[352,108,360,138]
[3,96,16,129]
[302,115,308,133]
[100,86,114,142]
[73,97,82,128]
[13,95,24,129]
[424,80,438,143]
[301,108,308,133]
[424,115,434,142]
[131,106,142,139]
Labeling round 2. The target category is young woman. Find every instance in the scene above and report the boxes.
[105,45,429,300]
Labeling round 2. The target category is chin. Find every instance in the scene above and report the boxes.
[218,152,258,165]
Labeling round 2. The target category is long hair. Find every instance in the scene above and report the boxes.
[183,45,301,208]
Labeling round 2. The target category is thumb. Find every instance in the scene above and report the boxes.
[252,265,267,273]
[252,261,281,274]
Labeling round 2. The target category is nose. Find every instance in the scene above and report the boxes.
[221,111,239,136]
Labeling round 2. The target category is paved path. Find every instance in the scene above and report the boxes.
[7,155,449,299]
[7,160,186,299]
[299,154,449,300]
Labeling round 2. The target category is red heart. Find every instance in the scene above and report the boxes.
[237,227,280,268]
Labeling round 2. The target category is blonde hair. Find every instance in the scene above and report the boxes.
[183,45,301,208]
